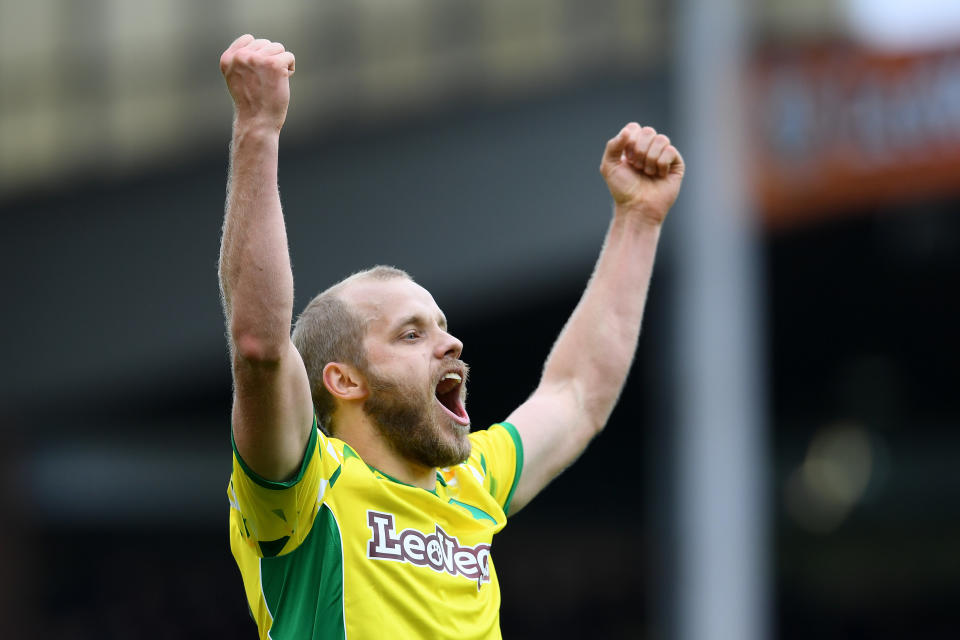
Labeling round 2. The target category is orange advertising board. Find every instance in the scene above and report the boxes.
[752,45,960,228]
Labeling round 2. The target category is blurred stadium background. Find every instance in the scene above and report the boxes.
[1,0,958,637]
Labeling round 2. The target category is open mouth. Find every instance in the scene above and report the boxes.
[435,371,470,426]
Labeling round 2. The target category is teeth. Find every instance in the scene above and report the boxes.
[442,372,462,383]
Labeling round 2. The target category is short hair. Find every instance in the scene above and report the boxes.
[292,265,412,435]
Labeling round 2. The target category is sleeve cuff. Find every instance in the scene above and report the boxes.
[231,417,319,490]
[499,421,524,515]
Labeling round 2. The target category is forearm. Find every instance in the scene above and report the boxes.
[539,209,662,431]
[219,122,294,360]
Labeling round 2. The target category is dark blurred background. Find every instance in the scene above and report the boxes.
[1,1,958,638]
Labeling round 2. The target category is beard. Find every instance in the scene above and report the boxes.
[362,361,471,469]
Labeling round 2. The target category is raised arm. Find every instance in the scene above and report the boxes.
[506,123,684,513]
[219,34,313,482]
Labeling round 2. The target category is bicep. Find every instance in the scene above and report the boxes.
[505,381,597,514]
[232,338,315,482]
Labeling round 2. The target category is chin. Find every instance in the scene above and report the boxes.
[433,418,472,465]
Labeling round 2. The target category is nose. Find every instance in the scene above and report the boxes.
[436,330,463,360]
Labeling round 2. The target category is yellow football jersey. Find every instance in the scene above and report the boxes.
[227,420,524,639]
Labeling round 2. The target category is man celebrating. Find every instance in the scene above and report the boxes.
[219,34,684,639]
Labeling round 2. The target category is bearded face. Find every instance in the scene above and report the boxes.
[362,359,471,469]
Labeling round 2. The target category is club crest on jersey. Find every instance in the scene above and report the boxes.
[367,510,491,589]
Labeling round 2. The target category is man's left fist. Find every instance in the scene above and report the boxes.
[600,123,685,225]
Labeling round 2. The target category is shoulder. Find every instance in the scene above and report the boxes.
[467,422,523,467]
[448,423,524,515]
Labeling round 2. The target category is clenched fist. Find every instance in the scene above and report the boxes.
[600,123,685,225]
[220,34,296,132]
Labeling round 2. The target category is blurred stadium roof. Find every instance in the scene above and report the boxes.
[0,0,664,199]
[0,0,883,201]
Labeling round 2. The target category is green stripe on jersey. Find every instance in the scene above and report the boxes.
[448,498,497,524]
[260,504,345,639]
[500,422,524,516]
[328,465,342,488]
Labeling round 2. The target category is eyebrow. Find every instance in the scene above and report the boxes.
[394,313,448,332]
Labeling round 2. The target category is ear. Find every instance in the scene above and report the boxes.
[322,362,369,401]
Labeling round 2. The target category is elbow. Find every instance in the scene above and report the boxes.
[540,377,609,438]
[576,385,616,438]
[231,328,287,364]
[585,412,608,439]
[225,298,294,365]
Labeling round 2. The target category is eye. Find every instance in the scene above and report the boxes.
[401,330,420,341]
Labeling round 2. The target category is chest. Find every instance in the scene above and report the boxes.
[326,464,506,587]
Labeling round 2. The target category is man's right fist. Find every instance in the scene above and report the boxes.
[220,34,296,132]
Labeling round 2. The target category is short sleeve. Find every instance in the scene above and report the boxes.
[228,421,331,558]
[466,422,525,516]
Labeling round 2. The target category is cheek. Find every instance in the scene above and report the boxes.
[396,355,429,380]
[382,355,430,389]
[368,344,434,386]
[399,350,433,378]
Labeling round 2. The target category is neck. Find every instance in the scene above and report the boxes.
[334,410,437,490]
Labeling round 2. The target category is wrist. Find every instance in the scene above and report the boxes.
[231,122,282,159]
[612,202,667,232]
[232,116,283,141]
